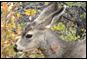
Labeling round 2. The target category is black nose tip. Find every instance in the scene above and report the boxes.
[14,44,18,52]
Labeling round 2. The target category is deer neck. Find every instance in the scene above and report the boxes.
[39,29,68,58]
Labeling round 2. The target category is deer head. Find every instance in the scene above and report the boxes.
[14,2,66,53]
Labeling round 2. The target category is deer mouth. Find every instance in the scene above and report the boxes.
[14,44,36,53]
[14,47,23,53]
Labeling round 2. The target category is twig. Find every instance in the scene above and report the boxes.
[20,53,25,58]
[66,9,73,17]
[63,16,75,22]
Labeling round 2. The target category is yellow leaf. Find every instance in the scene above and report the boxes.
[62,25,65,28]
[24,9,31,15]
[24,9,30,12]
[69,21,72,25]
[51,27,55,31]
[44,48,47,50]
[11,16,15,23]
[45,2,48,5]
[24,12,31,15]
[37,6,39,8]
[54,26,57,29]
[11,34,15,39]
[17,12,20,17]
[82,28,86,32]
[11,16,16,28]
[37,2,39,3]
[56,27,60,30]
[8,24,11,27]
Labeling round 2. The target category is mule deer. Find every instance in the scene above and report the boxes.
[14,2,86,58]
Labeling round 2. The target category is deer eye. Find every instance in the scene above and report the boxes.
[26,34,32,38]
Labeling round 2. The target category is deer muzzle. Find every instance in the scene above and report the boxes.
[14,44,23,52]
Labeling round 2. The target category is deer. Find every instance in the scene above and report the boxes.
[14,2,86,58]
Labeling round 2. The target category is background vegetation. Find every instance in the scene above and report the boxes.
[1,2,86,58]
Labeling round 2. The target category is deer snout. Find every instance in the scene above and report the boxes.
[14,44,18,52]
[14,44,23,52]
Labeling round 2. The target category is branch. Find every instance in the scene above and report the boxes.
[66,9,73,17]
[63,16,74,22]
[72,5,86,12]
[61,2,86,12]
[63,16,84,28]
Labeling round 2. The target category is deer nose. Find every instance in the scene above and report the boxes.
[14,44,18,52]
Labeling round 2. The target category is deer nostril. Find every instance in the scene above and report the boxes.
[14,44,23,52]
[14,44,18,52]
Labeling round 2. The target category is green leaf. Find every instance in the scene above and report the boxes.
[80,15,83,17]
[77,36,80,38]
[66,2,73,6]
[61,30,64,33]
[58,22,63,28]
[10,45,13,49]
[21,7,23,9]
[61,3,63,5]
[38,10,41,13]
[30,54,36,58]
[21,23,23,25]
[78,4,81,8]
[20,15,23,18]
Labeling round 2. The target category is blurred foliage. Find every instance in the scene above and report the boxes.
[66,2,73,6]
[51,22,86,41]
[55,2,86,42]
[1,2,21,58]
[80,12,86,19]
[24,9,36,16]
[1,2,44,58]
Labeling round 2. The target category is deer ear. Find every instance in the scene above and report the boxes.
[35,2,58,21]
[33,2,58,30]
[35,5,66,30]
[46,5,66,28]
